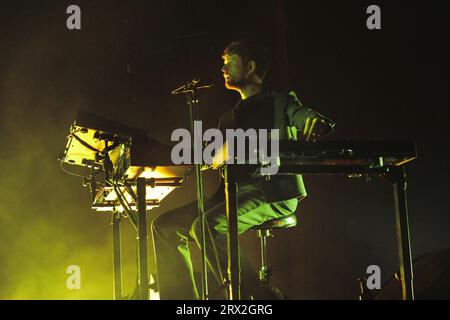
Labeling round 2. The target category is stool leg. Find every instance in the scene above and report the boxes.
[258,230,272,284]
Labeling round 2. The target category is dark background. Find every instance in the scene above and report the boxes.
[0,0,448,299]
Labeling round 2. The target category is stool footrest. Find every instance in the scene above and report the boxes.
[253,213,299,285]
[252,214,298,231]
[259,266,272,284]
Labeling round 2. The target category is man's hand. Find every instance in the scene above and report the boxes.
[200,164,212,171]
[301,117,335,142]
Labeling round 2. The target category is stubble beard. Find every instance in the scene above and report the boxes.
[224,76,246,91]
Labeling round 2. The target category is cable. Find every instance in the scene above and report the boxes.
[115,186,137,227]
[70,132,101,153]
[123,181,137,203]
[113,185,137,230]
[59,161,86,177]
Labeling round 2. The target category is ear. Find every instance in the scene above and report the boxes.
[247,60,256,74]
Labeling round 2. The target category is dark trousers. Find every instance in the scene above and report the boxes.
[151,182,298,299]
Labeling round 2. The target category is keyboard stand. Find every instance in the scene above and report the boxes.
[224,163,415,300]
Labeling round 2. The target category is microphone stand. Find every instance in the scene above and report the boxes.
[171,79,213,300]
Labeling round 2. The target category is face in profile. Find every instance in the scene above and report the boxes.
[221,54,247,90]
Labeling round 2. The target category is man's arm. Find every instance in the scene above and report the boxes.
[286,91,336,141]
[201,109,236,171]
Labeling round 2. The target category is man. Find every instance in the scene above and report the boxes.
[151,40,336,299]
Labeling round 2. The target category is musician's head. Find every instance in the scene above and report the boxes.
[221,40,270,91]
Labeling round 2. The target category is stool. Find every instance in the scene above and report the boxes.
[251,214,298,284]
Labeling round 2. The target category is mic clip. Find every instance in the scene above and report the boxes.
[171,78,214,95]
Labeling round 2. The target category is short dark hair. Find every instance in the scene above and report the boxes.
[222,40,270,80]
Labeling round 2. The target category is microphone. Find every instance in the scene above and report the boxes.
[171,78,214,95]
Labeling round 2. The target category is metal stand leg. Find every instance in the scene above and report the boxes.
[224,164,240,300]
[112,211,123,300]
[187,90,208,300]
[171,79,212,300]
[137,177,149,300]
[384,167,414,300]
[258,230,271,284]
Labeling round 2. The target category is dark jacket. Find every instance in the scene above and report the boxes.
[219,89,336,203]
